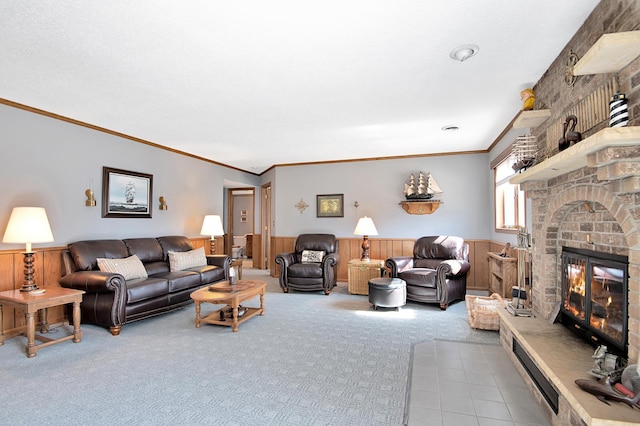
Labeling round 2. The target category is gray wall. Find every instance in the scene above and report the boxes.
[2,102,501,251]
[0,103,259,250]
[232,194,254,237]
[269,153,493,239]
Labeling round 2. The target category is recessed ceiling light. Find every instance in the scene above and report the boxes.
[442,125,459,132]
[449,44,479,62]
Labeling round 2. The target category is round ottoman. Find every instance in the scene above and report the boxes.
[368,277,407,311]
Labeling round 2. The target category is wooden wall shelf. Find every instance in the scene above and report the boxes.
[573,31,640,75]
[509,126,640,184]
[513,109,550,129]
[399,201,441,215]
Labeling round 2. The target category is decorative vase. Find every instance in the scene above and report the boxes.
[609,92,629,127]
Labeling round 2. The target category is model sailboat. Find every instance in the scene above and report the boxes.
[403,172,442,200]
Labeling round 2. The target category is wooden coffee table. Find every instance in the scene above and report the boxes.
[190,280,266,332]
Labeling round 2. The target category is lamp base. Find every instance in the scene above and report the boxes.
[20,251,38,292]
[360,236,370,261]
[20,284,39,292]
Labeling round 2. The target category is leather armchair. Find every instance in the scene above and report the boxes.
[385,236,470,310]
[275,234,339,295]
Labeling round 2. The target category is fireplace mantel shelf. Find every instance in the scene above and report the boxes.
[510,126,640,184]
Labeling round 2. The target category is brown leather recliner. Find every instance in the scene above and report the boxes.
[275,234,339,295]
[385,236,470,310]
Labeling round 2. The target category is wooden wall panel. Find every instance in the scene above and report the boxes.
[267,236,508,294]
[468,240,490,291]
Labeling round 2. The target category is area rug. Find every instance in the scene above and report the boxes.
[0,268,498,425]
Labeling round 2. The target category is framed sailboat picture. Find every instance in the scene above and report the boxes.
[102,167,153,218]
[316,194,344,217]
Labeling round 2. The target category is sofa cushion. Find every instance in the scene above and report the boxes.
[97,255,148,280]
[301,250,324,263]
[294,234,336,256]
[187,264,225,284]
[123,238,164,263]
[157,236,194,260]
[414,236,465,260]
[288,262,323,279]
[126,277,170,303]
[398,268,437,288]
[145,261,170,276]
[68,240,129,271]
[168,247,207,271]
[152,271,201,293]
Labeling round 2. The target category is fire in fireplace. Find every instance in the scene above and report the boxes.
[560,247,628,357]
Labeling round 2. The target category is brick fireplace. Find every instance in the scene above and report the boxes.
[517,129,640,363]
[503,128,640,425]
[493,3,640,423]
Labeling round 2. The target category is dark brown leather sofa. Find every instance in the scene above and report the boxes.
[275,233,339,295]
[385,236,470,310]
[59,236,230,335]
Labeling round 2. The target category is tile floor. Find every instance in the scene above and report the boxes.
[405,339,551,426]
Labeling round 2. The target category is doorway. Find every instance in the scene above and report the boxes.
[226,187,255,265]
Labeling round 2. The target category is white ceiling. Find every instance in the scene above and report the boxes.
[0,1,600,174]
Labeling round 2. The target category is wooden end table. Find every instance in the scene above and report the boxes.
[0,287,85,358]
[190,280,265,332]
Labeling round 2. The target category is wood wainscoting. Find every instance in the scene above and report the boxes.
[270,236,493,292]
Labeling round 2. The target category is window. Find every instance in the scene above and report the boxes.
[493,152,526,232]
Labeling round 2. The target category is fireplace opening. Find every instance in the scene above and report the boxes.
[560,247,628,358]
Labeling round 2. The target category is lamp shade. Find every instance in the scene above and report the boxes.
[200,214,224,237]
[3,207,54,252]
[354,216,378,236]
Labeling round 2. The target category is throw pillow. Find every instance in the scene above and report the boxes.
[168,247,207,271]
[97,255,148,280]
[301,250,325,263]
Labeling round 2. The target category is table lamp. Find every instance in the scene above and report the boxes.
[200,214,224,254]
[354,216,378,261]
[2,207,54,292]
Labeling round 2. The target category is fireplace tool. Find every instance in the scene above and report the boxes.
[507,229,533,317]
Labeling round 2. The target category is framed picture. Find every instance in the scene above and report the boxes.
[240,216,247,223]
[316,194,344,217]
[240,210,247,215]
[102,166,153,218]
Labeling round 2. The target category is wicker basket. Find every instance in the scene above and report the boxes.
[466,293,507,331]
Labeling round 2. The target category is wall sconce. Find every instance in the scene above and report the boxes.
[85,180,96,207]
[2,207,54,292]
[353,216,378,261]
[159,196,168,210]
[200,214,224,254]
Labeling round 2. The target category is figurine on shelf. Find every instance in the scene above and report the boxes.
[565,115,582,145]
[558,115,582,151]
[499,242,511,257]
[520,88,535,111]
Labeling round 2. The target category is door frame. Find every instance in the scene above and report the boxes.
[260,182,272,270]
[226,187,255,258]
